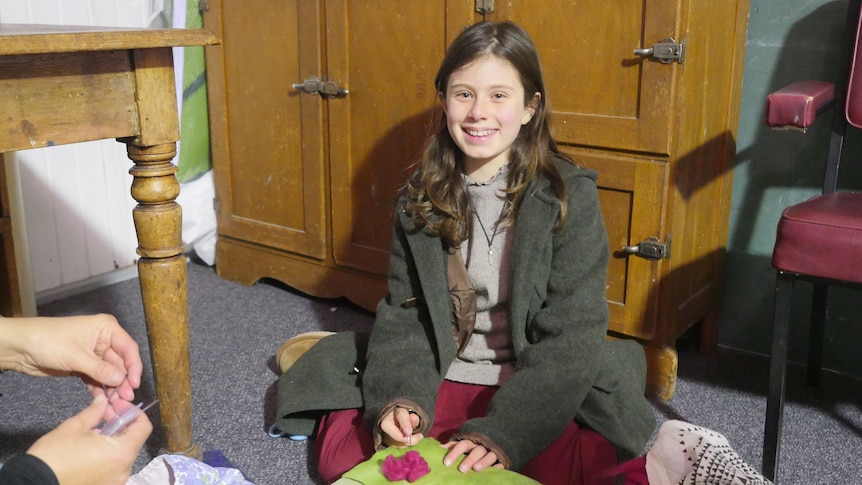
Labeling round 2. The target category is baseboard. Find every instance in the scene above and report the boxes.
[35,265,140,307]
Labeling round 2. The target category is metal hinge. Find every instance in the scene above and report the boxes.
[476,0,494,14]
[198,0,209,12]
[213,197,220,214]
[620,235,672,261]
[633,38,686,64]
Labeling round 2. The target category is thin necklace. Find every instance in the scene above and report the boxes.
[468,195,507,265]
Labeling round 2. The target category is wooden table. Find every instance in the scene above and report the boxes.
[0,24,220,458]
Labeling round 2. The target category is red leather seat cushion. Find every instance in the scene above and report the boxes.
[773,192,862,283]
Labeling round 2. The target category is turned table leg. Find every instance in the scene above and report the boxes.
[126,142,200,459]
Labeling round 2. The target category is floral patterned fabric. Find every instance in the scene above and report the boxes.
[126,454,254,485]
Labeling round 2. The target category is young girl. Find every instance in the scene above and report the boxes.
[276,19,774,485]
[301,20,656,484]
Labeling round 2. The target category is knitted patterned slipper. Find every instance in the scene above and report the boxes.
[681,435,772,484]
[276,331,336,373]
[647,420,733,483]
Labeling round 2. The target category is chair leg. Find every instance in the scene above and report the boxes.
[764,272,793,483]
[806,283,828,387]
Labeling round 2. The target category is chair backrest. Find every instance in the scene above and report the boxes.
[845,6,862,127]
[821,0,862,193]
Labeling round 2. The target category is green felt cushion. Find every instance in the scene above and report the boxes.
[339,438,541,485]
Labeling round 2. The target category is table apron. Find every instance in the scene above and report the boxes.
[0,50,139,151]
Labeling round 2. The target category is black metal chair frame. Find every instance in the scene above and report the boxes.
[763,0,862,481]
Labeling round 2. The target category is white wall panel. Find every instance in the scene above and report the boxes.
[17,148,61,290]
[0,1,34,22]
[99,142,141,275]
[51,145,92,285]
[59,0,92,25]
[0,0,170,294]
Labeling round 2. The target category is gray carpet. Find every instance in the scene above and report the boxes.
[1,260,860,484]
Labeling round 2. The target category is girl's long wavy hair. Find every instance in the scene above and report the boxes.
[402,20,572,248]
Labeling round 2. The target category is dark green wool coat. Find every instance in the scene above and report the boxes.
[277,158,655,470]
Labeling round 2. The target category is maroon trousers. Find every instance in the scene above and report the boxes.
[314,380,649,484]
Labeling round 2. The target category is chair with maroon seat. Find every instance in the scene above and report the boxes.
[762,1,862,482]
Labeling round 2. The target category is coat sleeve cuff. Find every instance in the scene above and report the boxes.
[373,398,430,450]
[451,431,513,469]
[0,454,60,485]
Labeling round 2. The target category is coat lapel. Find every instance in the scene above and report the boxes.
[509,177,558,340]
[399,210,456,362]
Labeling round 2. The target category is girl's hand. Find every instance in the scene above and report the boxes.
[380,406,423,447]
[26,394,152,485]
[442,439,505,473]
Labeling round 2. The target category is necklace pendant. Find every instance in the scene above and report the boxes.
[488,247,494,265]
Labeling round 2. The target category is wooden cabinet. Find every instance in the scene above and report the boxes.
[204,0,474,311]
[204,0,750,399]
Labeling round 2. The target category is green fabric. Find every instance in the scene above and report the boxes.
[177,0,211,183]
[341,438,540,485]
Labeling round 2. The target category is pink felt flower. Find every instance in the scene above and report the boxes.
[381,450,431,482]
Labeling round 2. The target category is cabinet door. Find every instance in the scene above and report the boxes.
[489,0,679,155]
[326,0,477,276]
[568,151,667,340]
[206,0,328,259]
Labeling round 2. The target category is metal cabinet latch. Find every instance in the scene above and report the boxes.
[634,38,685,64]
[476,0,494,14]
[291,76,349,98]
[621,236,671,261]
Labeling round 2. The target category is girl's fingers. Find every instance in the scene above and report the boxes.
[394,407,412,436]
[380,411,409,446]
[470,449,498,471]
[443,439,472,466]
[441,440,498,472]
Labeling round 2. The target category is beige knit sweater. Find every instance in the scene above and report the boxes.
[446,167,516,386]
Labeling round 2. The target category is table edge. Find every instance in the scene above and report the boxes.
[0,25,220,55]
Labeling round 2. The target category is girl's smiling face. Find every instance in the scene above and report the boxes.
[440,55,539,180]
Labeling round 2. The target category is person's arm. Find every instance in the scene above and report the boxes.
[362,209,452,449]
[0,453,60,485]
[0,314,142,401]
[0,315,151,484]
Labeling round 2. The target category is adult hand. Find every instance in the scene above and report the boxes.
[380,406,423,447]
[0,314,143,401]
[26,394,152,485]
[442,439,504,473]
